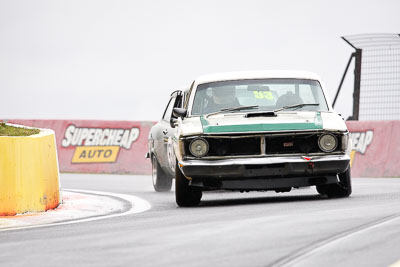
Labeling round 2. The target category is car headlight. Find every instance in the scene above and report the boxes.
[189,138,209,158]
[318,134,338,152]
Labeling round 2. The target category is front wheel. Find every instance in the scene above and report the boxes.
[151,156,173,192]
[316,168,352,198]
[175,162,202,207]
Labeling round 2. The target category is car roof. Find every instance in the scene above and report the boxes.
[194,70,322,85]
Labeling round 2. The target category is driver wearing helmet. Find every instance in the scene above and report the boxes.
[204,85,240,113]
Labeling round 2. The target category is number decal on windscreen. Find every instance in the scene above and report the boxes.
[253,91,274,100]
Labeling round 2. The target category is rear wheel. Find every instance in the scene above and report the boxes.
[151,156,173,192]
[175,162,202,207]
[317,168,352,198]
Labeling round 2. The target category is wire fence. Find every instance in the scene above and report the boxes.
[344,34,400,121]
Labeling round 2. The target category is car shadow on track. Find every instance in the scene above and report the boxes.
[198,193,328,208]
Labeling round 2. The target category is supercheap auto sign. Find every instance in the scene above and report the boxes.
[346,120,400,177]
[348,130,374,167]
[62,125,139,163]
[4,119,154,174]
[6,119,400,177]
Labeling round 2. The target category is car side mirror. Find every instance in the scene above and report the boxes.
[173,108,187,119]
[170,118,178,128]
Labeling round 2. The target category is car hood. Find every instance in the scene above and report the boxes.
[179,111,347,136]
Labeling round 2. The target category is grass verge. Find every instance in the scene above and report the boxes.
[0,123,40,136]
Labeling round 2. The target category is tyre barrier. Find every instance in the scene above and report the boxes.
[0,124,61,216]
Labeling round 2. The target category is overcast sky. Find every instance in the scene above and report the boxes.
[1,0,399,121]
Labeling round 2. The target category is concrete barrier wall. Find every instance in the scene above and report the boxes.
[346,120,400,177]
[6,119,154,174]
[4,119,399,177]
[0,126,60,215]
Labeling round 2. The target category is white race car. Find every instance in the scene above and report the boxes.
[147,70,352,206]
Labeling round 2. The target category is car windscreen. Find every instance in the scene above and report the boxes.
[191,79,329,115]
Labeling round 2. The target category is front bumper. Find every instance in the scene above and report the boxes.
[179,154,350,190]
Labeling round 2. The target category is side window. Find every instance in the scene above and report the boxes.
[175,93,183,110]
[184,81,195,109]
[162,97,176,121]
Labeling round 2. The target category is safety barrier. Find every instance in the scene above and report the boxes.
[3,119,399,177]
[5,119,154,174]
[0,125,61,215]
[346,120,400,177]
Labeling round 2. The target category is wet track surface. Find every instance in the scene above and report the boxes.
[1,174,400,267]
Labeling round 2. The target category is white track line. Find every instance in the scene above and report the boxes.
[270,213,400,267]
[0,189,151,232]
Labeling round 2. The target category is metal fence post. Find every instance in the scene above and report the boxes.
[352,49,362,120]
[332,53,355,108]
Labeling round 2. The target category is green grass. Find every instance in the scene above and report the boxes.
[0,123,40,136]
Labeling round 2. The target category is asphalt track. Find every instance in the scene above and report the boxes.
[1,174,400,267]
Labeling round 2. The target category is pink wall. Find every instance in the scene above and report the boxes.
[4,119,399,177]
[346,120,400,177]
[7,119,154,174]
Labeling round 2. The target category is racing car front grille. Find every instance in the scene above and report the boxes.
[184,133,343,158]
[206,137,261,156]
[266,135,320,154]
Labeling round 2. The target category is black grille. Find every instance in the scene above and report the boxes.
[207,137,261,156]
[184,137,261,157]
[266,135,320,154]
[184,133,342,157]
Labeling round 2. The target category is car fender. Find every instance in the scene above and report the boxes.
[167,136,176,172]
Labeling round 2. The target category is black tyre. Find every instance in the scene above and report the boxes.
[151,156,173,192]
[316,184,328,195]
[175,162,202,207]
[316,168,352,198]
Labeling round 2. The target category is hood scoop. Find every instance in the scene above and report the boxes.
[245,111,277,118]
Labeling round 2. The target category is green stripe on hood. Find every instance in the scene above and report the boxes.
[200,112,323,133]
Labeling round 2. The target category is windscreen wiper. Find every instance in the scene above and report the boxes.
[274,103,319,113]
[245,103,319,118]
[206,105,259,118]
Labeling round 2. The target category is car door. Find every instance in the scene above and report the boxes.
[166,91,184,173]
[152,96,176,173]
[152,91,184,175]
